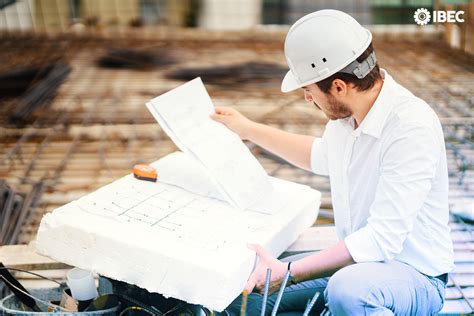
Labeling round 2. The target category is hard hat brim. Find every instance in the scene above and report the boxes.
[281,70,302,93]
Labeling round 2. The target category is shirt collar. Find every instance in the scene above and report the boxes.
[340,69,394,139]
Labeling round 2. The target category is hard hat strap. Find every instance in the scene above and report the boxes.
[339,51,377,79]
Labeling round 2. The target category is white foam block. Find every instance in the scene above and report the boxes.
[36,152,321,311]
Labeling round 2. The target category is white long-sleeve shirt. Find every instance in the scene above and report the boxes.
[311,69,454,276]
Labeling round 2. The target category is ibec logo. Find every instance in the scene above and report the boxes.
[414,8,465,25]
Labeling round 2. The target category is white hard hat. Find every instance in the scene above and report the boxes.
[281,10,376,93]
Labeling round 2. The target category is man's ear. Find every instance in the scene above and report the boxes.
[331,79,348,96]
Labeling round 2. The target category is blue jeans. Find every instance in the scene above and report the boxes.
[224,261,446,315]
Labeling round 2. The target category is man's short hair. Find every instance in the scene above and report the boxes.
[316,43,382,94]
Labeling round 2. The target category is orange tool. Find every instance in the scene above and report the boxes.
[133,164,158,182]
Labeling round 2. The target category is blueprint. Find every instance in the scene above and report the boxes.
[146,78,278,212]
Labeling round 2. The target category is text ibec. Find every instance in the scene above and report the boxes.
[433,10,465,23]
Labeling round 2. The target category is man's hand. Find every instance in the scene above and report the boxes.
[211,106,255,140]
[245,244,288,295]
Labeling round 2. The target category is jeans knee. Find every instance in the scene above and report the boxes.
[325,265,371,314]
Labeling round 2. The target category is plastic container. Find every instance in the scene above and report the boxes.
[66,269,98,301]
[0,287,119,316]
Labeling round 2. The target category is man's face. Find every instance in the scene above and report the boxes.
[302,84,352,120]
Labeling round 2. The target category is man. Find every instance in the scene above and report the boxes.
[211,10,454,315]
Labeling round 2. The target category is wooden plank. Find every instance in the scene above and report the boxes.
[285,226,338,253]
[0,242,71,270]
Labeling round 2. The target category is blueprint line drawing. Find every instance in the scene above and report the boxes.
[72,172,278,251]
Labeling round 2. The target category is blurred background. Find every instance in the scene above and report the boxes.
[0,0,472,314]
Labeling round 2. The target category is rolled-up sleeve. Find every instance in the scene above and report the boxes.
[345,123,441,262]
[311,132,329,176]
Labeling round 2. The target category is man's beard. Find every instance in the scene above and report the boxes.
[314,94,352,120]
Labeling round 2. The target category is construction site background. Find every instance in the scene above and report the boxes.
[0,0,473,314]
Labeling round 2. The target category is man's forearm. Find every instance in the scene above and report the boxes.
[291,241,355,282]
[247,122,314,171]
